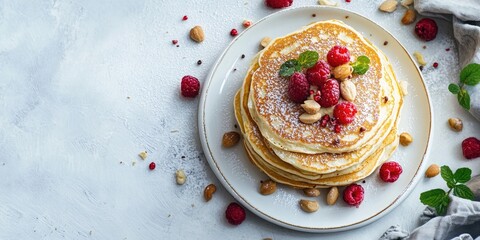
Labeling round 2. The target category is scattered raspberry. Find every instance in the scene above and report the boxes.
[243,20,252,28]
[446,48,450,51]
[230,29,238,36]
[149,162,156,170]
[343,184,364,207]
[225,202,246,225]
[318,79,340,108]
[288,72,310,103]
[433,62,439,68]
[462,137,480,160]
[415,18,438,41]
[182,15,188,21]
[346,0,351,2]
[181,75,201,98]
[306,60,331,87]
[333,102,357,125]
[172,40,178,45]
[320,115,330,128]
[327,46,350,67]
[379,161,403,182]
[265,0,293,8]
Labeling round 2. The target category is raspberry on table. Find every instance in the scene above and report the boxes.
[343,184,364,207]
[225,202,246,225]
[333,102,357,125]
[265,0,293,8]
[327,45,351,67]
[379,161,403,183]
[462,137,480,160]
[306,60,331,87]
[288,72,310,103]
[318,79,340,108]
[415,18,438,41]
[230,29,238,36]
[181,75,200,98]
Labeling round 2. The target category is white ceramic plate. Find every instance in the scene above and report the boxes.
[198,6,432,232]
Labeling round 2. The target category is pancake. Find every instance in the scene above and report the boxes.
[249,20,389,154]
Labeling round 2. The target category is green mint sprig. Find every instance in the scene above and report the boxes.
[420,165,474,215]
[279,51,319,77]
[448,63,480,110]
[351,55,370,75]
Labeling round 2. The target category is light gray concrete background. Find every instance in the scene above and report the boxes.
[0,0,479,239]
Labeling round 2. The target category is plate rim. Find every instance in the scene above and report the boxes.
[198,6,433,232]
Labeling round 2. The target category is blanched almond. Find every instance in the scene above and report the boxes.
[340,80,357,102]
[301,100,321,114]
[260,37,271,48]
[379,0,398,12]
[299,112,322,124]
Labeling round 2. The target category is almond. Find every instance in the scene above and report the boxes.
[399,132,413,146]
[413,51,427,66]
[299,199,319,213]
[190,26,205,43]
[222,131,240,147]
[425,164,440,178]
[301,100,321,114]
[303,188,321,197]
[340,80,357,102]
[448,118,463,132]
[299,112,322,124]
[260,37,271,48]
[379,0,398,12]
[259,180,277,195]
[326,187,339,205]
[401,0,413,7]
[333,64,353,81]
[401,9,416,25]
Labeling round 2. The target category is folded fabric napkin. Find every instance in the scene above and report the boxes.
[380,175,480,240]
[414,0,480,121]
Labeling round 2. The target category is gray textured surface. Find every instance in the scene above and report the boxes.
[0,0,479,239]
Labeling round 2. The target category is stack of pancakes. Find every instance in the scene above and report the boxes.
[234,20,403,188]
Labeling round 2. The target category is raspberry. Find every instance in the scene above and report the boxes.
[230,29,238,36]
[327,45,351,67]
[225,202,246,225]
[379,161,403,183]
[265,0,293,8]
[433,62,439,68]
[333,102,357,125]
[181,75,200,98]
[334,124,341,133]
[343,184,364,207]
[318,79,340,108]
[306,60,331,87]
[182,15,188,21]
[243,20,252,28]
[148,162,156,170]
[287,72,309,103]
[462,137,480,160]
[172,40,178,45]
[415,18,438,41]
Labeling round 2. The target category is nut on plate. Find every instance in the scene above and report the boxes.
[379,0,398,12]
[138,151,148,160]
[340,80,357,102]
[399,132,413,146]
[301,100,321,114]
[299,199,319,213]
[401,9,416,25]
[333,64,353,81]
[326,187,339,205]
[190,26,205,43]
[425,164,440,178]
[413,51,427,66]
[204,183,217,202]
[260,37,272,48]
[318,0,338,6]
[176,169,186,185]
[222,131,241,147]
[259,180,277,195]
[303,188,321,197]
[448,118,463,132]
[401,0,413,7]
[299,112,322,124]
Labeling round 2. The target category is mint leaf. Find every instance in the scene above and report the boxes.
[448,84,460,94]
[298,51,319,69]
[279,59,301,77]
[454,168,472,183]
[457,89,471,110]
[440,165,455,186]
[420,188,447,206]
[435,195,450,215]
[460,63,480,86]
[453,184,474,200]
[351,56,370,75]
